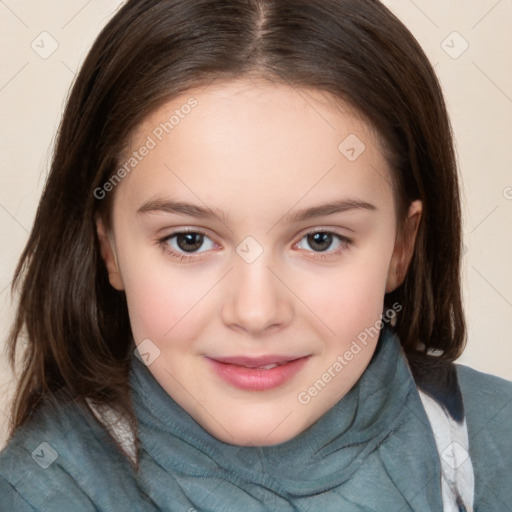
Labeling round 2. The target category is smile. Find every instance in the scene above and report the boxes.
[205,355,311,391]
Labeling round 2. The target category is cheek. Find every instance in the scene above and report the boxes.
[300,256,391,329]
[120,255,213,347]
[124,284,176,343]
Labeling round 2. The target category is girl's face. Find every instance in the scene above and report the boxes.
[98,79,421,446]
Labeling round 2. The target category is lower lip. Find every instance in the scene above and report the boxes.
[206,356,310,391]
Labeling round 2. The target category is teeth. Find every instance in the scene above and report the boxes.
[255,363,279,370]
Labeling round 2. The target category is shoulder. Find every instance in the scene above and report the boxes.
[0,392,140,511]
[455,363,512,444]
[455,363,512,506]
[455,363,512,424]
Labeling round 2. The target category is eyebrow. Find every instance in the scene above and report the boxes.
[137,198,377,223]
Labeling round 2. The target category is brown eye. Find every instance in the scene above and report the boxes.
[306,232,333,252]
[176,233,204,252]
[162,231,216,256]
[295,230,352,259]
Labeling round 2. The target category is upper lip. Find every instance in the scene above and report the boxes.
[207,355,308,367]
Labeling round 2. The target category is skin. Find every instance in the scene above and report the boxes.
[97,78,422,446]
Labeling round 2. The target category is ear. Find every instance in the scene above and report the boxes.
[386,200,422,293]
[96,218,125,291]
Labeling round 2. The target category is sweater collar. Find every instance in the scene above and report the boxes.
[129,326,415,495]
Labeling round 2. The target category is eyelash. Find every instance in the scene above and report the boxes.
[157,228,353,263]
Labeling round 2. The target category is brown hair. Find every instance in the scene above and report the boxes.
[6,0,465,461]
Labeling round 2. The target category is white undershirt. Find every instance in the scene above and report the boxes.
[418,389,475,511]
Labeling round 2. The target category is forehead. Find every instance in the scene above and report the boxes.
[129,78,378,151]
[180,78,356,117]
[115,78,394,214]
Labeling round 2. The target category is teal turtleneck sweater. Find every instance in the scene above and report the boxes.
[0,327,511,511]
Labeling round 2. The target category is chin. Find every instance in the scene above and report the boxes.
[202,412,310,447]
[219,429,297,447]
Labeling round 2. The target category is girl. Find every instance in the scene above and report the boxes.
[1,1,511,511]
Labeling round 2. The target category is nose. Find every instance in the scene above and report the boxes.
[221,254,294,336]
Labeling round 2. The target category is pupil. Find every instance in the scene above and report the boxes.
[308,232,332,252]
[177,233,203,252]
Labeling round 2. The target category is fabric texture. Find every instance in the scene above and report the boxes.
[417,389,473,511]
[0,327,511,511]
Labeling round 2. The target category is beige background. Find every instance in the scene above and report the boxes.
[0,0,511,449]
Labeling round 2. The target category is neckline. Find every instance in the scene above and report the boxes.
[129,327,414,495]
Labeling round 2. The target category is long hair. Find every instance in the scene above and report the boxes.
[6,0,465,460]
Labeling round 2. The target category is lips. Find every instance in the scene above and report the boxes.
[206,354,310,391]
[210,355,302,369]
